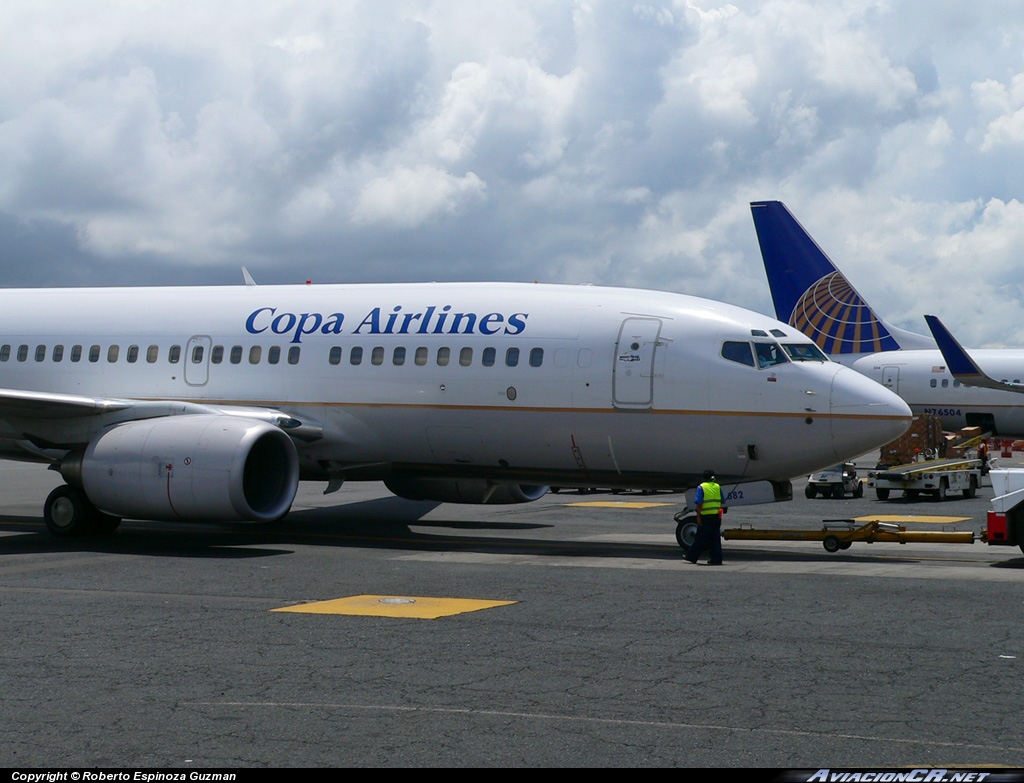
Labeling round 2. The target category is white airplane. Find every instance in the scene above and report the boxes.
[0,278,910,537]
[752,199,1024,436]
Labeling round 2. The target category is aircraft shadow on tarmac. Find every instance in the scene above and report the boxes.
[0,494,1019,567]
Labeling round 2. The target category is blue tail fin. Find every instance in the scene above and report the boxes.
[750,201,903,355]
[924,314,1024,393]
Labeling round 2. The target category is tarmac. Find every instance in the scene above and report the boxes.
[0,453,1022,768]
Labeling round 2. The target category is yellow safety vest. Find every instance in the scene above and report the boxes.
[698,482,722,514]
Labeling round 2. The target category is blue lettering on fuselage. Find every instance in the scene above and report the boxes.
[245,306,528,343]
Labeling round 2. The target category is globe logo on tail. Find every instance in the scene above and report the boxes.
[790,272,899,354]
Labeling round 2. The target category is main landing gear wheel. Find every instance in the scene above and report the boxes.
[43,485,120,536]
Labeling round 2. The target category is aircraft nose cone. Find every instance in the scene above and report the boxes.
[830,368,912,461]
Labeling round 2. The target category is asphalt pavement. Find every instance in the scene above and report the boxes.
[0,454,1022,768]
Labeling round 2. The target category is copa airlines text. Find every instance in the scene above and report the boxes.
[245,304,529,343]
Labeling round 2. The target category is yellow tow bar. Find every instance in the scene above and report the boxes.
[721,517,976,553]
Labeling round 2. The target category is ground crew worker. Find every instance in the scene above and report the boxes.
[978,439,989,475]
[685,469,724,565]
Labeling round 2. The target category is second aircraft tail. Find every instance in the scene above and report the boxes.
[750,200,932,356]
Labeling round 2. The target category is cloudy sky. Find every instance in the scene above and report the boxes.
[3,0,1024,346]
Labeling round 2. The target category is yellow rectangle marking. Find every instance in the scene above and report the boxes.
[565,501,674,509]
[271,595,516,619]
[853,515,971,524]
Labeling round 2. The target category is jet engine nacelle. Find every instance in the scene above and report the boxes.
[384,478,548,505]
[63,415,300,522]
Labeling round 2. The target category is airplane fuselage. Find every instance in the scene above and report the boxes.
[0,282,911,529]
[845,349,1024,436]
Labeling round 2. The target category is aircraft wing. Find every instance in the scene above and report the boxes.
[0,388,322,451]
[923,314,1024,394]
[0,388,134,419]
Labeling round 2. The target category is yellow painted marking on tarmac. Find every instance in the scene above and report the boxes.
[271,595,516,619]
[853,514,971,524]
[565,501,674,509]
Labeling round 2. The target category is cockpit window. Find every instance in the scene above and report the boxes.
[770,329,786,337]
[721,341,755,367]
[782,343,829,362]
[754,342,789,368]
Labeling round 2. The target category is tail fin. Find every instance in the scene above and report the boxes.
[925,314,1024,394]
[750,201,926,355]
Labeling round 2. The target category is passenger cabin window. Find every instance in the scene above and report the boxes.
[89,345,100,363]
[721,341,755,367]
[329,347,342,365]
[930,379,937,388]
[147,345,159,363]
[0,345,8,361]
[371,347,384,366]
[782,343,828,362]
[211,345,223,364]
[393,347,406,366]
[941,378,949,388]
[414,347,428,366]
[437,347,450,366]
[268,346,280,365]
[168,345,181,364]
[127,345,139,363]
[249,346,261,364]
[288,346,300,365]
[52,345,63,362]
[350,347,363,365]
[192,345,205,364]
[754,343,788,368]
[482,347,496,367]
[71,345,82,363]
[229,346,242,364]
[506,347,520,367]
[529,348,543,367]
[34,345,45,362]
[459,347,472,366]
[107,345,119,363]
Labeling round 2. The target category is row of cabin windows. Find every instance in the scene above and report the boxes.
[0,343,302,366]
[0,343,546,369]
[328,345,544,368]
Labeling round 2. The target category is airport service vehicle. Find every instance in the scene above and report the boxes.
[868,457,982,501]
[752,199,1024,437]
[0,278,911,537]
[985,469,1024,553]
[805,463,863,499]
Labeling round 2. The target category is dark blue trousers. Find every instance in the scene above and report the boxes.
[686,513,722,564]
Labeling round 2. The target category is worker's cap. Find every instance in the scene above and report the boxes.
[703,469,716,480]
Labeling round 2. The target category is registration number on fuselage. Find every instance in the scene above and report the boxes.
[922,408,962,417]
